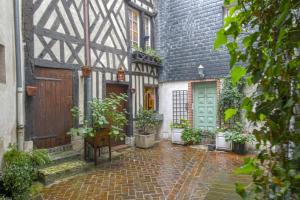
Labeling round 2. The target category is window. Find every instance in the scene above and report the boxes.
[144,16,151,48]
[129,8,140,48]
[144,87,156,110]
[172,90,188,124]
[0,44,6,83]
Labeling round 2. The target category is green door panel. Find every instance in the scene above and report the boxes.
[193,83,217,131]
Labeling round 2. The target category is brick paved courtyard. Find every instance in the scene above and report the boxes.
[40,141,249,200]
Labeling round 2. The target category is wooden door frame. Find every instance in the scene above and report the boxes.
[187,79,221,129]
[27,66,74,148]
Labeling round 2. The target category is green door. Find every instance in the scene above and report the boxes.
[193,83,217,131]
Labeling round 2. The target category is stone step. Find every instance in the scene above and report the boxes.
[49,150,81,164]
[39,150,125,185]
[38,160,93,185]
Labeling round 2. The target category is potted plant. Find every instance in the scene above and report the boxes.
[69,94,128,163]
[224,123,255,154]
[181,128,201,145]
[170,119,190,145]
[135,108,159,148]
[216,127,232,151]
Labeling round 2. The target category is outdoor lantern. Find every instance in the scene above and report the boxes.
[198,64,205,78]
[117,66,125,81]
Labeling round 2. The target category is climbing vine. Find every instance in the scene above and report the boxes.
[219,77,245,127]
[215,0,300,199]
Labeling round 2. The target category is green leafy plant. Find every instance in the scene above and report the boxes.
[181,128,201,145]
[69,94,128,140]
[224,123,255,144]
[170,119,190,129]
[215,0,300,198]
[135,108,159,135]
[132,45,162,63]
[2,145,50,199]
[219,77,245,125]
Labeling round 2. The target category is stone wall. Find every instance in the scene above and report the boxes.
[156,0,230,82]
[0,0,17,167]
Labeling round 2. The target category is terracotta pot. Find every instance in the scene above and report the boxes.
[26,86,38,97]
[81,66,92,77]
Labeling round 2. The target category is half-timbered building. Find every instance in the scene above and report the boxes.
[23,0,160,149]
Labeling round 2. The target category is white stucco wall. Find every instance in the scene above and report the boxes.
[159,81,189,139]
[0,0,17,166]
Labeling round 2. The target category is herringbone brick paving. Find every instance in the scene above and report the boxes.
[41,141,206,200]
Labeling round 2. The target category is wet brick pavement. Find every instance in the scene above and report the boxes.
[40,141,251,200]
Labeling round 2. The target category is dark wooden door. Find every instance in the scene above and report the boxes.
[106,84,128,146]
[32,67,73,148]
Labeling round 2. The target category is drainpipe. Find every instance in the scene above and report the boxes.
[83,0,92,122]
[14,0,25,150]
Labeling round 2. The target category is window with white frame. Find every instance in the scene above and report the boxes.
[144,16,151,48]
[129,8,140,48]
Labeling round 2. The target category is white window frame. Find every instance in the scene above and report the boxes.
[129,8,140,48]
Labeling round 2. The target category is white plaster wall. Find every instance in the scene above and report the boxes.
[0,0,17,166]
[159,81,189,139]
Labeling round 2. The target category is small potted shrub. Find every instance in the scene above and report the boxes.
[224,123,255,154]
[69,94,128,163]
[135,108,159,148]
[170,119,190,145]
[181,128,201,145]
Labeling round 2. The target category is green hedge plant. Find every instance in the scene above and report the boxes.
[2,145,50,199]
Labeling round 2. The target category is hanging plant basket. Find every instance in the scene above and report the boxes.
[81,66,92,77]
[26,86,38,97]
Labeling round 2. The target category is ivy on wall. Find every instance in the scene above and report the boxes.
[219,77,244,128]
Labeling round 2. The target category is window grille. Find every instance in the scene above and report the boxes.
[172,90,188,124]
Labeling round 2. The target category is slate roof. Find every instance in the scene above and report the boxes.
[156,0,230,82]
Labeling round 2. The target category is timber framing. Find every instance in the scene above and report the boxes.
[23,0,160,143]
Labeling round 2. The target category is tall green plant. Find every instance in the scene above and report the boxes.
[69,94,128,140]
[215,0,300,199]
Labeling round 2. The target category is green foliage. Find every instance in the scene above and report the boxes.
[69,94,128,140]
[133,45,162,63]
[181,128,201,145]
[135,108,159,135]
[224,123,255,144]
[2,145,50,199]
[215,0,300,198]
[170,119,190,129]
[219,77,244,124]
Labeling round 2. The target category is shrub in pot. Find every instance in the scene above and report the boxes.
[1,145,50,199]
[69,93,128,141]
[224,123,255,154]
[135,108,159,148]
[170,119,190,144]
[181,128,201,145]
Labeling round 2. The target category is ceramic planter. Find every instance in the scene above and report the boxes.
[81,66,91,77]
[171,128,184,145]
[26,86,38,96]
[216,132,232,151]
[135,133,155,148]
